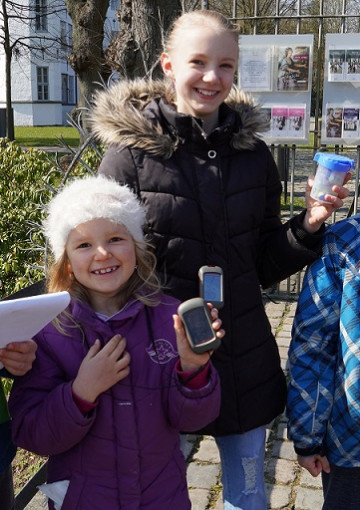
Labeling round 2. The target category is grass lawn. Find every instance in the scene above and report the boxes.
[14,125,80,147]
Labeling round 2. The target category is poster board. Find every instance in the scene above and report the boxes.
[238,34,314,144]
[321,33,360,145]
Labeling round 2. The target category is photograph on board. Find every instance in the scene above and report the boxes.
[276,46,310,91]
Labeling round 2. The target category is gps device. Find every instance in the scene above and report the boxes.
[198,265,224,309]
[177,297,221,354]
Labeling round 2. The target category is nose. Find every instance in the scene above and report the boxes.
[202,68,219,83]
[94,245,111,259]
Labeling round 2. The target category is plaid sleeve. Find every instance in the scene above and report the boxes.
[286,233,341,452]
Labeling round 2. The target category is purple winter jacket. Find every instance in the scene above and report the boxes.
[9,295,220,510]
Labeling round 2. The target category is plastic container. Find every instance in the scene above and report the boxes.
[310,153,355,203]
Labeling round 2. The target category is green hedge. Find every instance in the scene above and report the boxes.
[0,140,56,297]
[0,138,104,298]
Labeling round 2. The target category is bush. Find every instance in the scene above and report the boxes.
[0,139,57,297]
[0,139,104,298]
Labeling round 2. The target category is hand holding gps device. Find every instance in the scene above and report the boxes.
[177,297,221,354]
[198,265,224,309]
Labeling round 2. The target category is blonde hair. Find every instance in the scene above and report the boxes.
[47,238,162,334]
[164,10,238,54]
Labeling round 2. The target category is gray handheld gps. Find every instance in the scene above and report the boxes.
[177,297,221,354]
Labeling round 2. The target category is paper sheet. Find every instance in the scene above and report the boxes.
[0,291,70,367]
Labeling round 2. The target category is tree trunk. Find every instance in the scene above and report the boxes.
[65,0,110,111]
[5,50,14,141]
[2,0,14,140]
[106,0,182,79]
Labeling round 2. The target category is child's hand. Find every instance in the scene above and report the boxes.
[173,304,225,372]
[297,454,330,477]
[303,172,351,233]
[72,334,130,403]
[0,339,37,376]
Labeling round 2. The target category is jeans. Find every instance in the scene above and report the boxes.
[215,426,267,510]
[322,464,360,510]
[0,465,15,510]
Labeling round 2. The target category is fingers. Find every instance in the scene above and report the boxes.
[0,340,37,376]
[208,305,225,338]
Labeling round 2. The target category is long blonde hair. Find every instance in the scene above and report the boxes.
[163,10,238,55]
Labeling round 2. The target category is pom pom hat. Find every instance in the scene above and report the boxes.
[44,175,146,260]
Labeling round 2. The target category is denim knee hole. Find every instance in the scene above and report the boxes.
[241,456,258,495]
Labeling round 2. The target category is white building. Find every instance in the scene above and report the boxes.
[0,0,119,126]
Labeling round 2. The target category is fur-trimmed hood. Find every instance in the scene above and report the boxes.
[90,78,268,157]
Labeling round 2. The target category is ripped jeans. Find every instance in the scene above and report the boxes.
[215,426,267,510]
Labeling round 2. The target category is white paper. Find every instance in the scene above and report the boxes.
[0,291,70,353]
[239,46,273,91]
[38,480,70,510]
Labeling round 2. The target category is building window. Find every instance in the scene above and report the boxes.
[62,74,76,105]
[35,0,48,32]
[37,67,49,101]
[68,75,76,104]
[60,21,67,50]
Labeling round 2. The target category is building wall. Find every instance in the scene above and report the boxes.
[0,0,119,126]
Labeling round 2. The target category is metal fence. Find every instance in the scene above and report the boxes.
[226,0,360,297]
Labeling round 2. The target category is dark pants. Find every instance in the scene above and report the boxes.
[0,465,15,510]
[322,464,360,510]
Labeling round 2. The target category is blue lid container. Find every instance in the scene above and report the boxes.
[314,152,355,172]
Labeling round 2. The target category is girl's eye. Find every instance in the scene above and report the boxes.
[191,59,204,66]
[109,237,123,243]
[221,63,234,69]
[77,242,90,249]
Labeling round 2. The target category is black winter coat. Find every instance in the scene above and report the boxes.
[91,79,322,436]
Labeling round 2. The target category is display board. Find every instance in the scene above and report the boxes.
[321,33,360,145]
[238,34,314,144]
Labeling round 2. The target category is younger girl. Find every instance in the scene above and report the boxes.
[8,175,222,510]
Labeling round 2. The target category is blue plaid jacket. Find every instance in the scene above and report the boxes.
[287,214,360,467]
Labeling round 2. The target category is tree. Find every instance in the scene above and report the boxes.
[64,0,110,109]
[0,0,66,139]
[105,0,182,80]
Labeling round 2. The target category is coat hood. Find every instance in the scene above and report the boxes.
[90,78,268,157]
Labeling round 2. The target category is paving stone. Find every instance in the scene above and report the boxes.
[299,468,323,489]
[295,486,324,510]
[276,421,288,440]
[187,462,220,489]
[266,483,292,509]
[24,491,47,509]
[194,437,220,463]
[189,488,210,510]
[271,439,298,461]
[265,458,297,484]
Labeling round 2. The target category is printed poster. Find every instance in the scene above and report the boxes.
[239,46,273,92]
[328,49,346,81]
[260,105,306,139]
[272,106,289,136]
[276,46,310,91]
[325,105,343,139]
[345,50,360,82]
[288,107,306,138]
[342,107,360,138]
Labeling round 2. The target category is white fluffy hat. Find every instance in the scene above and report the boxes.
[44,175,146,260]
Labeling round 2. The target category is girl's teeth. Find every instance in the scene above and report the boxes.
[95,267,115,274]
